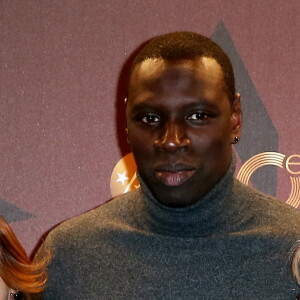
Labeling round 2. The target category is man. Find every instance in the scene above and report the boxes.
[37,32,300,299]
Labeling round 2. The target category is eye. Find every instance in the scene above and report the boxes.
[187,112,209,122]
[141,113,160,125]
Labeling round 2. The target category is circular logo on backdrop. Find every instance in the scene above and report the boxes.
[237,152,300,208]
[110,153,139,198]
[110,151,300,208]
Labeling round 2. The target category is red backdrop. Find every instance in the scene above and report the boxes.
[0,0,299,253]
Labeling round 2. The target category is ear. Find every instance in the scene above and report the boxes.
[230,93,242,143]
[124,97,130,144]
[125,128,130,144]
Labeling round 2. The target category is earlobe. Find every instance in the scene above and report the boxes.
[231,93,242,143]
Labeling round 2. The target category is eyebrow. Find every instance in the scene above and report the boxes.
[129,102,158,113]
[129,99,219,112]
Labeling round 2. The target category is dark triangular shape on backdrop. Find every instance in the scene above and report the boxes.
[0,198,34,222]
[211,22,278,196]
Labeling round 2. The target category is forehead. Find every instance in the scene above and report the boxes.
[128,57,227,101]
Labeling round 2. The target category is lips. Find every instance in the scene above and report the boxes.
[154,164,196,186]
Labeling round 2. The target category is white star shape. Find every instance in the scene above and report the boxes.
[116,171,129,186]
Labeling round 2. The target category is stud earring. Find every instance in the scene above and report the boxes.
[124,97,127,104]
[10,293,17,300]
[233,136,240,144]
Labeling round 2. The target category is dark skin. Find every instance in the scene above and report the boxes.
[126,57,242,208]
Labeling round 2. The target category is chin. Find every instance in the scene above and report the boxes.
[153,185,198,208]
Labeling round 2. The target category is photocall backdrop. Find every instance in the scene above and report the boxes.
[0,0,299,254]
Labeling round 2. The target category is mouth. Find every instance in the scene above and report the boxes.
[154,164,196,187]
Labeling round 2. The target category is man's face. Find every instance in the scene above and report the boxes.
[126,57,241,207]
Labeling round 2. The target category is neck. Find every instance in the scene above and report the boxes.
[136,156,241,237]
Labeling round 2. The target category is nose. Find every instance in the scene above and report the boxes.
[154,122,190,152]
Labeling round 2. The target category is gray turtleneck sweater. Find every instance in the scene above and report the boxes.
[38,161,300,299]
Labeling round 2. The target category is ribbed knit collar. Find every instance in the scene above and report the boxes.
[137,156,246,237]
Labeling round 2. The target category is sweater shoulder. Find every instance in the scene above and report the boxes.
[41,189,142,250]
[234,179,300,233]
